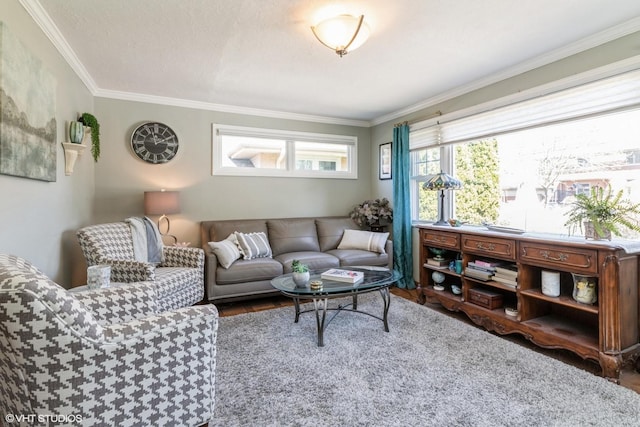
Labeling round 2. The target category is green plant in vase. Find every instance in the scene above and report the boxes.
[564,185,640,240]
[79,112,101,162]
[291,259,310,287]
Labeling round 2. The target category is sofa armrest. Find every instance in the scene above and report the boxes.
[103,304,218,343]
[72,282,158,325]
[162,246,205,269]
[203,248,220,298]
[385,240,393,270]
[101,259,155,282]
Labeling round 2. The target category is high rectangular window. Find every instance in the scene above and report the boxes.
[212,124,357,179]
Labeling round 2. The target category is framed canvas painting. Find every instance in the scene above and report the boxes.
[0,22,57,182]
[379,142,391,180]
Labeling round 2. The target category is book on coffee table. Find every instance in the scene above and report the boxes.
[321,268,364,283]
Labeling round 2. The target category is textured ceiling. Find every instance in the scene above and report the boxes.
[29,0,640,125]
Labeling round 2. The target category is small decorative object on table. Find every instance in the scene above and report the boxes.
[572,273,597,304]
[87,265,111,289]
[309,280,323,290]
[448,218,463,227]
[321,268,364,284]
[291,260,310,287]
[451,284,462,295]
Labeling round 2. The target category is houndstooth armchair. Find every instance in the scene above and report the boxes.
[77,221,205,311]
[0,254,217,427]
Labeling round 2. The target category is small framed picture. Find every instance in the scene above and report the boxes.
[379,142,392,180]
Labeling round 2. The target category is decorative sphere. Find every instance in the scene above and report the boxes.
[432,271,446,284]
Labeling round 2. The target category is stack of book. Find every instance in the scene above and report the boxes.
[426,258,449,269]
[492,264,518,288]
[464,259,500,281]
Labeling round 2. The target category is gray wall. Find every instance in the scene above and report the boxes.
[0,1,94,285]
[93,98,372,247]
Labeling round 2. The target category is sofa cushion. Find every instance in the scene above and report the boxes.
[338,229,389,254]
[216,258,283,285]
[236,232,273,260]
[267,219,320,256]
[325,249,390,267]
[316,217,360,252]
[274,252,340,273]
[208,234,241,268]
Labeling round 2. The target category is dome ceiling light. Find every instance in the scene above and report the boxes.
[311,14,370,57]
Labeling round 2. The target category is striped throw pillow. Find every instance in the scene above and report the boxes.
[337,229,389,254]
[235,231,273,260]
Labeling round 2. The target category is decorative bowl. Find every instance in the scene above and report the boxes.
[505,307,518,317]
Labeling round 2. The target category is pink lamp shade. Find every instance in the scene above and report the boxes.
[144,191,180,215]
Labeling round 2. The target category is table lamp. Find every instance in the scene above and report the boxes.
[423,171,462,226]
[144,190,180,244]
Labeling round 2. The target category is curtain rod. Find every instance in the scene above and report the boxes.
[394,110,442,128]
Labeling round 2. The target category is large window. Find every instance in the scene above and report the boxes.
[410,68,640,238]
[212,124,357,179]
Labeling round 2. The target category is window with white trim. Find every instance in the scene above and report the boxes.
[212,124,357,179]
[410,68,640,238]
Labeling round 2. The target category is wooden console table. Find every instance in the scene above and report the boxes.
[417,224,640,382]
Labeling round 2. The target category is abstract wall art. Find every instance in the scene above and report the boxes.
[0,21,57,182]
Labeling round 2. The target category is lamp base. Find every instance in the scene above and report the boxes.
[158,215,178,245]
[432,219,451,226]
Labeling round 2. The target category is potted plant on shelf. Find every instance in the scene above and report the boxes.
[349,198,393,231]
[563,185,640,240]
[79,112,101,162]
[291,260,310,286]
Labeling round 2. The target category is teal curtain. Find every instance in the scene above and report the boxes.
[392,123,414,289]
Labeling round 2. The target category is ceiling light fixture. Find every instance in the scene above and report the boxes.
[311,14,370,57]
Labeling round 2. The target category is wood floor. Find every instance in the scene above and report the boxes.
[216,287,640,394]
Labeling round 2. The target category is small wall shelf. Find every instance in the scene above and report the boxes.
[61,142,87,175]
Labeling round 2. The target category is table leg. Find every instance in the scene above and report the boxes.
[313,297,328,347]
[352,293,358,310]
[379,286,391,332]
[293,297,301,323]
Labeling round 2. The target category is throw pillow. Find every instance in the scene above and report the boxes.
[208,233,241,268]
[337,229,389,254]
[235,231,273,260]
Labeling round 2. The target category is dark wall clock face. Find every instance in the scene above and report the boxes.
[131,122,179,164]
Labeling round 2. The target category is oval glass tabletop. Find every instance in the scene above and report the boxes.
[271,266,401,296]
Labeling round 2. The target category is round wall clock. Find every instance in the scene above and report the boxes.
[131,122,179,164]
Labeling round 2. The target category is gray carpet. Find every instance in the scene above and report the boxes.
[211,294,640,426]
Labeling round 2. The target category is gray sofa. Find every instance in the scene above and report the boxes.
[200,217,392,302]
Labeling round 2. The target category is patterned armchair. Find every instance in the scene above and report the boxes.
[77,222,205,311]
[0,254,217,426]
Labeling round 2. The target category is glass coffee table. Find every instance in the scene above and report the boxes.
[271,266,401,346]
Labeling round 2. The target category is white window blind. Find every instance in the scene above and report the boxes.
[410,68,640,148]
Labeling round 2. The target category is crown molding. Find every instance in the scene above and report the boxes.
[371,16,640,126]
[19,0,98,94]
[93,88,370,127]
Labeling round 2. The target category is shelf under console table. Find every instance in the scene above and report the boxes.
[417,224,640,382]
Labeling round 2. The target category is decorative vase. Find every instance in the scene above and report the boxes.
[541,270,560,297]
[583,221,611,241]
[69,121,84,144]
[572,273,597,304]
[292,271,310,287]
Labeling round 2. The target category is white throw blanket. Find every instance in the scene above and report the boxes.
[125,217,164,263]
